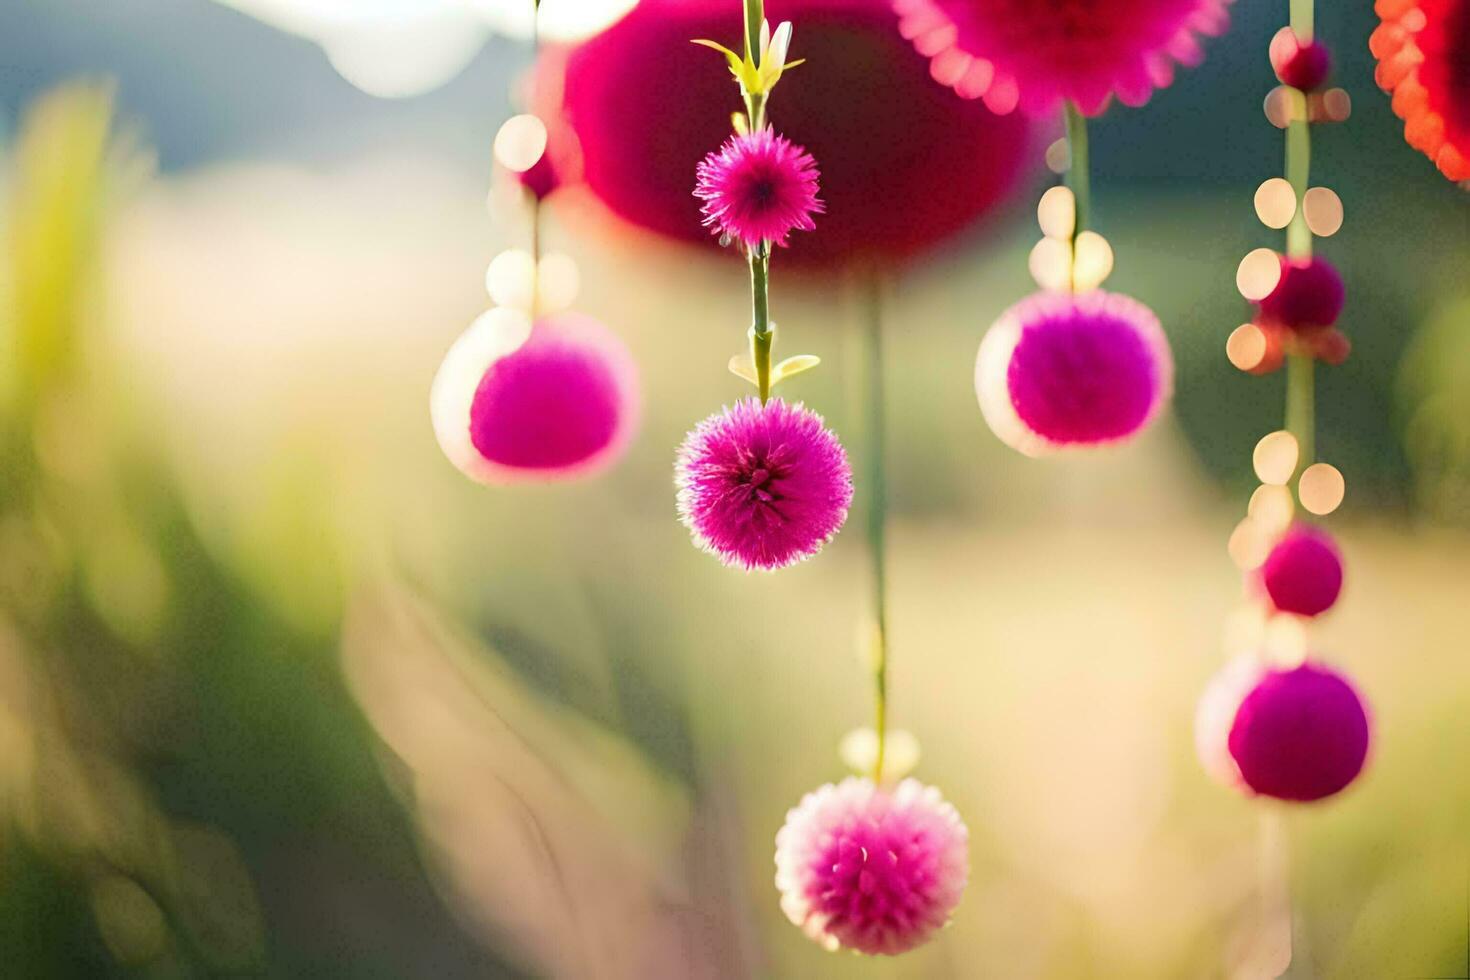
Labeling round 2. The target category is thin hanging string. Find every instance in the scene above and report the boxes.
[862,273,890,783]
[529,0,543,310]
[1263,4,1319,974]
[1064,101,1090,292]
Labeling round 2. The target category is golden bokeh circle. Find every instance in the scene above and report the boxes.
[1237,248,1283,301]
[1302,187,1344,237]
[1254,178,1297,230]
[1253,430,1300,486]
[1298,462,1346,515]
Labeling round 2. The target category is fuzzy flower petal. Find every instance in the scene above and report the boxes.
[694,130,823,250]
[675,397,852,571]
[1373,0,1470,182]
[895,0,1233,116]
[975,289,1173,454]
[775,777,970,955]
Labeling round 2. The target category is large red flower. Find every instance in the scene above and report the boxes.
[541,0,1039,268]
[1372,0,1470,182]
[894,0,1232,117]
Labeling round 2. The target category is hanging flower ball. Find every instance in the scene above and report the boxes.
[431,309,639,483]
[774,777,969,955]
[1372,0,1470,182]
[1256,256,1345,332]
[543,0,1038,268]
[1269,27,1333,92]
[894,0,1233,116]
[974,289,1173,454]
[694,130,824,250]
[1258,524,1344,617]
[1227,661,1371,802]
[675,398,852,571]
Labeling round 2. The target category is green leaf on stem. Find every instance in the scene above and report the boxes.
[727,354,759,385]
[771,354,821,384]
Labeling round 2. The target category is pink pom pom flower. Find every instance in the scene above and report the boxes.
[675,398,852,571]
[975,289,1173,454]
[1259,525,1344,617]
[895,0,1233,116]
[695,129,823,251]
[1227,661,1371,802]
[1257,256,1345,332]
[1270,28,1333,92]
[431,309,639,483]
[775,777,969,955]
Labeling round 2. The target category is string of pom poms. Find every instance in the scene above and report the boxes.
[432,0,639,487]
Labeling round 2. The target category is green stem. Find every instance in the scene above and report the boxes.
[1064,101,1090,291]
[1286,353,1315,472]
[1284,0,1315,476]
[750,248,772,402]
[1285,107,1312,259]
[744,92,767,132]
[1289,0,1314,40]
[863,275,889,784]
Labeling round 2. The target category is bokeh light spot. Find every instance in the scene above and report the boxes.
[1249,484,1295,535]
[1254,430,1300,485]
[1228,517,1273,571]
[1264,86,1296,128]
[493,114,549,174]
[838,727,921,781]
[1238,248,1283,301]
[1227,323,1268,372]
[1028,237,1072,292]
[1254,178,1297,229]
[1298,462,1346,515]
[1321,88,1352,122]
[1037,186,1076,239]
[1071,231,1114,292]
[1263,614,1309,667]
[1302,187,1344,237]
[1045,138,1071,174]
[536,252,580,313]
[485,249,537,310]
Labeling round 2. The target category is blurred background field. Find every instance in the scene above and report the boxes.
[1,1,1468,978]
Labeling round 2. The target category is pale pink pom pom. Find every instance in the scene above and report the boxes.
[774,777,969,955]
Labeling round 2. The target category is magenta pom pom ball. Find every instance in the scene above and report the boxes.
[548,0,1038,268]
[975,290,1173,454]
[1257,256,1345,331]
[431,310,639,484]
[675,398,852,571]
[1228,661,1371,802]
[1270,30,1333,92]
[775,778,969,954]
[694,129,824,250]
[1259,525,1344,617]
